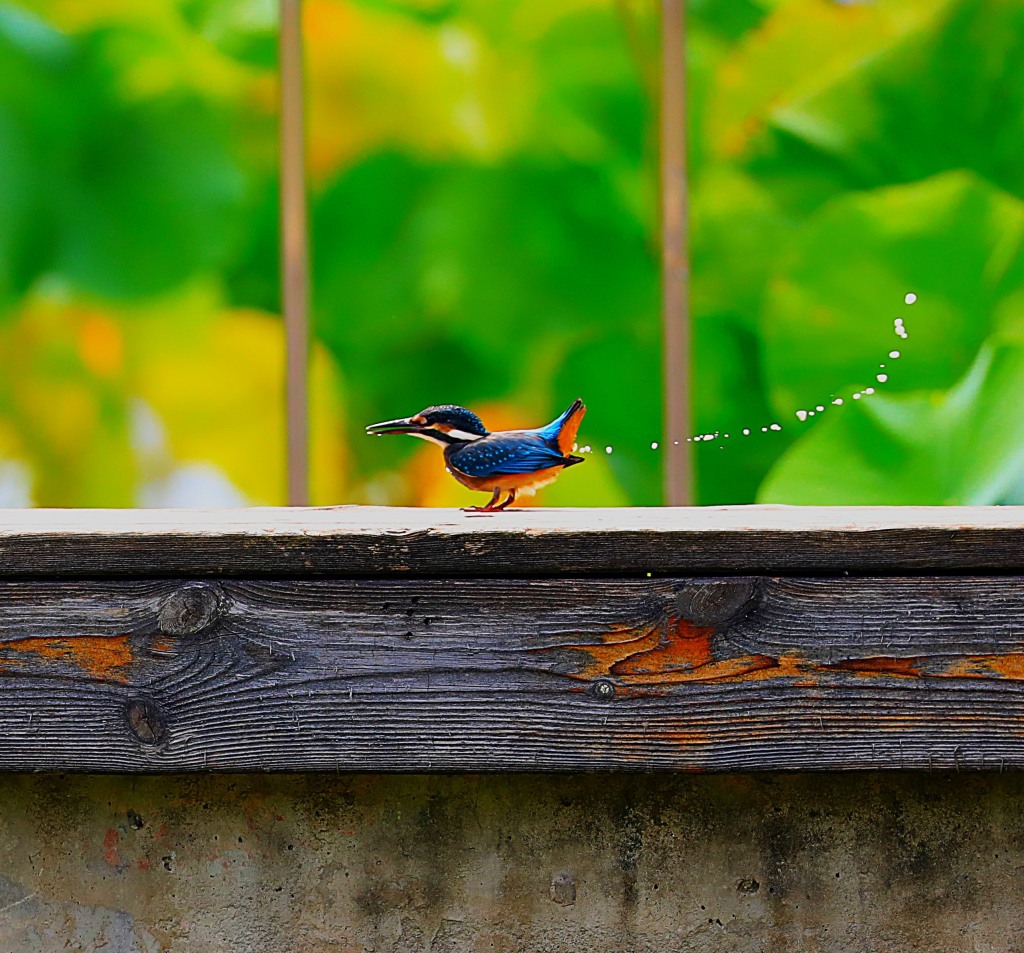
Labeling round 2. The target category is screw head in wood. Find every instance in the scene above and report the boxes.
[126,698,166,746]
[590,678,616,701]
[158,583,223,637]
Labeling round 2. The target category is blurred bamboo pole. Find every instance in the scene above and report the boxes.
[660,0,693,506]
[280,0,310,506]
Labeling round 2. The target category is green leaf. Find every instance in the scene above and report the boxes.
[177,0,279,67]
[759,344,1024,505]
[708,0,943,165]
[56,69,246,299]
[749,0,1024,203]
[760,172,1024,416]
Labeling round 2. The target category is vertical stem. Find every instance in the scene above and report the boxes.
[660,0,692,505]
[280,0,310,506]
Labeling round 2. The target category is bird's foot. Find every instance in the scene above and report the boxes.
[462,505,496,512]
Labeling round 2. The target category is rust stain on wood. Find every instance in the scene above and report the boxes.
[566,616,715,680]
[611,617,715,676]
[557,615,805,686]
[550,614,988,688]
[0,635,133,681]
[943,654,1024,680]
[826,657,923,678]
[624,728,709,748]
[149,635,175,656]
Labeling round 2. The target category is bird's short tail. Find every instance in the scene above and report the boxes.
[552,398,587,456]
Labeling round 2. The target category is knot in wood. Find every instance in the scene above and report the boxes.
[675,579,757,627]
[126,699,166,746]
[158,583,222,637]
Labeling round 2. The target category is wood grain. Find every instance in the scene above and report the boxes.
[2,575,1024,772]
[0,505,1022,575]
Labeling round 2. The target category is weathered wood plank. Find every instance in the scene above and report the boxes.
[2,575,1024,772]
[0,506,1022,575]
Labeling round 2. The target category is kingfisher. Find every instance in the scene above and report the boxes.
[366,399,587,511]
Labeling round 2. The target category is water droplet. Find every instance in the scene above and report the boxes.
[864,387,875,394]
[605,446,613,454]
[770,424,781,431]
[815,405,825,412]
[796,410,808,421]
[832,398,843,405]
[889,350,901,359]
[876,373,888,383]
[651,442,659,450]
[742,429,750,436]
[761,427,768,433]
[853,393,862,400]
[808,411,816,417]
[905,293,917,305]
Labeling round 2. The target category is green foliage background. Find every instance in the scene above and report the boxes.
[1,0,1022,506]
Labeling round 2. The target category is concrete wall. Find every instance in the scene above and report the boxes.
[0,772,1021,952]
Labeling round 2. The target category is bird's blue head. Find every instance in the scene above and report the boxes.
[366,404,489,446]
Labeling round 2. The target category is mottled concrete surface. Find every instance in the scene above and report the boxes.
[0,773,1022,952]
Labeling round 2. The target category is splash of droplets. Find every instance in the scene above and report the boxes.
[580,295,915,457]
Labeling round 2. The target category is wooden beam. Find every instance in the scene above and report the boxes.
[0,507,1020,576]
[3,574,1024,772]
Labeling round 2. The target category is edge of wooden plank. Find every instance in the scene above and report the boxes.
[0,505,1019,575]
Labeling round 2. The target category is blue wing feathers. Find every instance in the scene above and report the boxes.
[449,434,571,477]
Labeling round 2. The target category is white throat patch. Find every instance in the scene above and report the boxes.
[409,432,449,447]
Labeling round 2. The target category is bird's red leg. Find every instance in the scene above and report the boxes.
[463,488,500,512]
[493,489,517,511]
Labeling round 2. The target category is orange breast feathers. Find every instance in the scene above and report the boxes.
[555,401,586,455]
[450,466,565,498]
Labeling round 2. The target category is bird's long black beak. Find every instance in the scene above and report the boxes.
[366,416,424,436]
